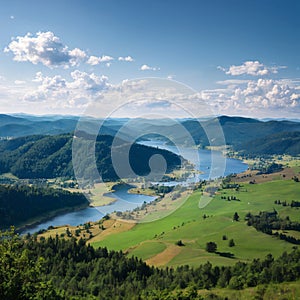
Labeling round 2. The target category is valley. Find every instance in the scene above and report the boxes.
[1,114,300,299]
[34,155,300,268]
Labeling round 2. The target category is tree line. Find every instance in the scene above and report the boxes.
[246,210,300,244]
[0,184,88,229]
[1,228,300,299]
[0,133,181,181]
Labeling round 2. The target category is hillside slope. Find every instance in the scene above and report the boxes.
[0,133,182,180]
[237,131,300,156]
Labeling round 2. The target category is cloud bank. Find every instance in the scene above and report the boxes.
[2,30,299,118]
[24,71,109,107]
[5,31,86,68]
[218,61,286,76]
[202,78,300,117]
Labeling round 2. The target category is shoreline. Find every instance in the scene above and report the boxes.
[16,203,89,234]
[17,148,250,234]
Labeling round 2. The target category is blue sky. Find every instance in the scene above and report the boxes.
[0,0,299,118]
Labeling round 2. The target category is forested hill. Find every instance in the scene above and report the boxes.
[0,133,182,180]
[180,116,300,149]
[0,184,88,229]
[2,114,300,157]
[1,230,300,299]
[0,114,118,137]
[236,131,300,156]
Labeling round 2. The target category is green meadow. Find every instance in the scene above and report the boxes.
[92,178,300,267]
[197,280,300,300]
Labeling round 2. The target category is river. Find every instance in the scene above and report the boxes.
[23,141,248,234]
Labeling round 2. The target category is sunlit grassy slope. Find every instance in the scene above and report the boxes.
[92,177,300,267]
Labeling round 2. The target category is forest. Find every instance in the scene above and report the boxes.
[0,133,181,181]
[1,228,300,299]
[0,184,88,229]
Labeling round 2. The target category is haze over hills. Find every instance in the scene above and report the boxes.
[1,114,300,156]
[0,114,119,138]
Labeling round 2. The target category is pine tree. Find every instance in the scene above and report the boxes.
[233,212,240,221]
[229,239,235,247]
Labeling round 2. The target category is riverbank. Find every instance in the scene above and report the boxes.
[87,182,118,206]
[23,142,248,234]
[17,202,89,234]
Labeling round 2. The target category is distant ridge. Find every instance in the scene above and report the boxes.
[237,131,300,156]
[0,114,118,137]
[1,114,300,156]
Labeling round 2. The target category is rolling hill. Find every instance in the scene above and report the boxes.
[182,116,300,148]
[236,131,300,156]
[0,114,119,137]
[2,114,300,155]
[0,133,182,181]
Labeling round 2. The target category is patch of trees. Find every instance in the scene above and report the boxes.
[0,184,88,229]
[2,229,300,299]
[206,241,235,258]
[221,195,240,201]
[221,176,240,189]
[149,185,174,194]
[273,232,300,245]
[256,162,283,175]
[246,211,300,244]
[204,186,219,196]
[274,199,300,208]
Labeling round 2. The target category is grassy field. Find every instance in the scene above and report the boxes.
[196,280,300,300]
[91,171,300,267]
[87,182,116,206]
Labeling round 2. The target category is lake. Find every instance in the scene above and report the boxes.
[139,140,248,184]
[23,184,156,234]
[23,141,247,234]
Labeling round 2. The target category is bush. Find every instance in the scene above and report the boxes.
[175,240,184,246]
[206,242,217,253]
[229,239,235,247]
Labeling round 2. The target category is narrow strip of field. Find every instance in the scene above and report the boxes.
[89,219,135,243]
[145,244,183,266]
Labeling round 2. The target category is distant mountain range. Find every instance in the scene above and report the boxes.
[181,116,300,156]
[0,114,119,137]
[0,114,299,156]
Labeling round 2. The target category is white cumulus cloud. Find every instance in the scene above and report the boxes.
[87,55,114,65]
[218,61,286,76]
[204,78,300,117]
[87,56,101,65]
[4,31,86,68]
[118,56,134,62]
[23,70,110,106]
[140,64,160,71]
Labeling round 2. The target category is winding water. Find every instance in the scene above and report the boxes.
[23,141,247,234]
